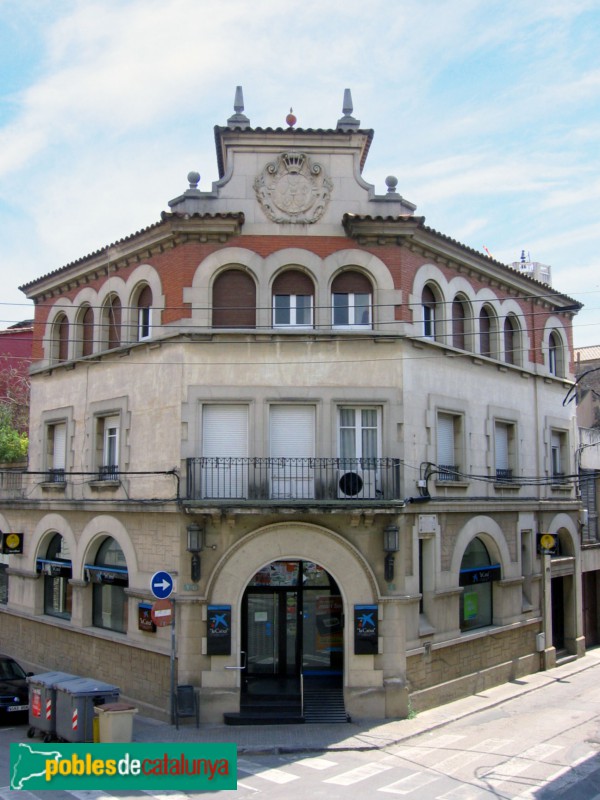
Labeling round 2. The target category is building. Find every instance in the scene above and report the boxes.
[575,346,600,647]
[0,89,584,723]
[510,251,552,286]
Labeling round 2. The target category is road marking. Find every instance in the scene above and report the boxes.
[294,756,338,770]
[0,790,40,800]
[377,771,438,794]
[436,751,484,775]
[324,762,394,785]
[438,785,490,799]
[238,758,299,785]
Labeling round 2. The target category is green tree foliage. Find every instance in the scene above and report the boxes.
[0,405,28,462]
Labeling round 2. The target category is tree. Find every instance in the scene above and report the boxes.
[0,405,28,462]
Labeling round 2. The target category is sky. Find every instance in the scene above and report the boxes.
[1,0,599,348]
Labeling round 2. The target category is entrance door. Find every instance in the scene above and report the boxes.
[241,561,342,696]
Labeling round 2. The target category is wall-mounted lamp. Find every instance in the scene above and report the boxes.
[383,525,400,582]
[187,523,204,583]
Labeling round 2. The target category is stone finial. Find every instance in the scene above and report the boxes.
[337,88,360,130]
[187,171,200,190]
[385,175,399,195]
[227,85,251,129]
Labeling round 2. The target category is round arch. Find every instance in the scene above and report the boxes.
[76,515,139,582]
[450,515,512,580]
[208,521,378,605]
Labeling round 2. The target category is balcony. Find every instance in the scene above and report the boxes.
[185,457,401,504]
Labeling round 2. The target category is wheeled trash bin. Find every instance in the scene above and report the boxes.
[27,671,77,742]
[95,702,138,742]
[54,677,119,743]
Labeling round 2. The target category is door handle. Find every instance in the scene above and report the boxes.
[225,651,247,670]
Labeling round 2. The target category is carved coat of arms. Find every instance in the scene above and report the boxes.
[254,152,333,224]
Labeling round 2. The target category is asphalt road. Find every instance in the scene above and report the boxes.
[2,659,600,799]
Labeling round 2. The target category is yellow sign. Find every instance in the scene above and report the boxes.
[540,533,556,551]
[0,532,23,554]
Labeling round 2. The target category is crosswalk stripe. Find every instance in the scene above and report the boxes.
[324,762,394,786]
[437,785,489,799]
[377,771,438,794]
[0,789,39,800]
[238,759,299,785]
[294,756,338,770]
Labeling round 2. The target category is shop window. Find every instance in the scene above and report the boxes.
[88,537,128,633]
[331,271,372,328]
[38,533,72,620]
[459,537,500,631]
[436,411,463,482]
[272,270,314,327]
[212,269,256,328]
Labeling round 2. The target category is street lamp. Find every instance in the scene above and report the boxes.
[383,525,399,582]
[187,523,204,583]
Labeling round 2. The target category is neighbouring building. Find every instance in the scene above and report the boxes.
[576,346,600,647]
[0,89,586,723]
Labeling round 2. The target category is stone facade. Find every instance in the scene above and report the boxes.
[0,89,584,723]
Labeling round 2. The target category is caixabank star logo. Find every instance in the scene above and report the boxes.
[10,743,237,791]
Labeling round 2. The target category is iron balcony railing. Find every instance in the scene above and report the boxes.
[437,464,460,482]
[186,457,401,502]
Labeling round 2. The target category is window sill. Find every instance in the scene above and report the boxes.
[40,482,67,492]
[89,479,121,490]
[493,481,522,491]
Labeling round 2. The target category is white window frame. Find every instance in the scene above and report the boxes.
[273,294,313,328]
[551,429,567,480]
[332,292,372,329]
[138,305,151,340]
[337,406,381,461]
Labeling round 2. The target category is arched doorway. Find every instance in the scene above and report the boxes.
[240,559,344,720]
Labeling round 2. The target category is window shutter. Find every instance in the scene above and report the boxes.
[495,423,509,471]
[437,414,455,466]
[202,405,248,457]
[53,423,67,471]
[270,405,315,458]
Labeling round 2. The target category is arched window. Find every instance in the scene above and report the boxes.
[38,533,72,620]
[548,330,564,377]
[331,271,372,328]
[54,314,69,363]
[459,537,500,631]
[272,270,314,328]
[136,285,152,340]
[479,305,499,358]
[452,296,468,350]
[212,269,256,328]
[88,537,128,633]
[79,304,94,357]
[104,295,122,350]
[422,285,438,340]
[503,314,520,366]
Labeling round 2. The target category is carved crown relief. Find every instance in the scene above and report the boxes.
[254,152,333,224]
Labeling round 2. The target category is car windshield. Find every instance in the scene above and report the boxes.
[0,659,26,680]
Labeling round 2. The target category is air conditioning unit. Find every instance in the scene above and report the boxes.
[337,469,377,499]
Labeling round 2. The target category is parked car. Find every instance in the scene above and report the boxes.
[0,654,30,722]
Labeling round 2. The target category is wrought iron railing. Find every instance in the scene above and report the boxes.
[437,464,460,482]
[495,468,514,482]
[185,457,401,502]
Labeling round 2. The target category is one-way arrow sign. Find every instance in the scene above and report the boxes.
[151,570,174,599]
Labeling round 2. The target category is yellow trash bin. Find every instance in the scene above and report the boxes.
[95,702,138,743]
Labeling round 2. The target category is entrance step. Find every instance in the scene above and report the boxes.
[225,692,304,726]
[303,682,350,724]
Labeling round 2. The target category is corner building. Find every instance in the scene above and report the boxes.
[0,90,584,723]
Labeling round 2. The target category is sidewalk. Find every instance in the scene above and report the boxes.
[132,649,600,753]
